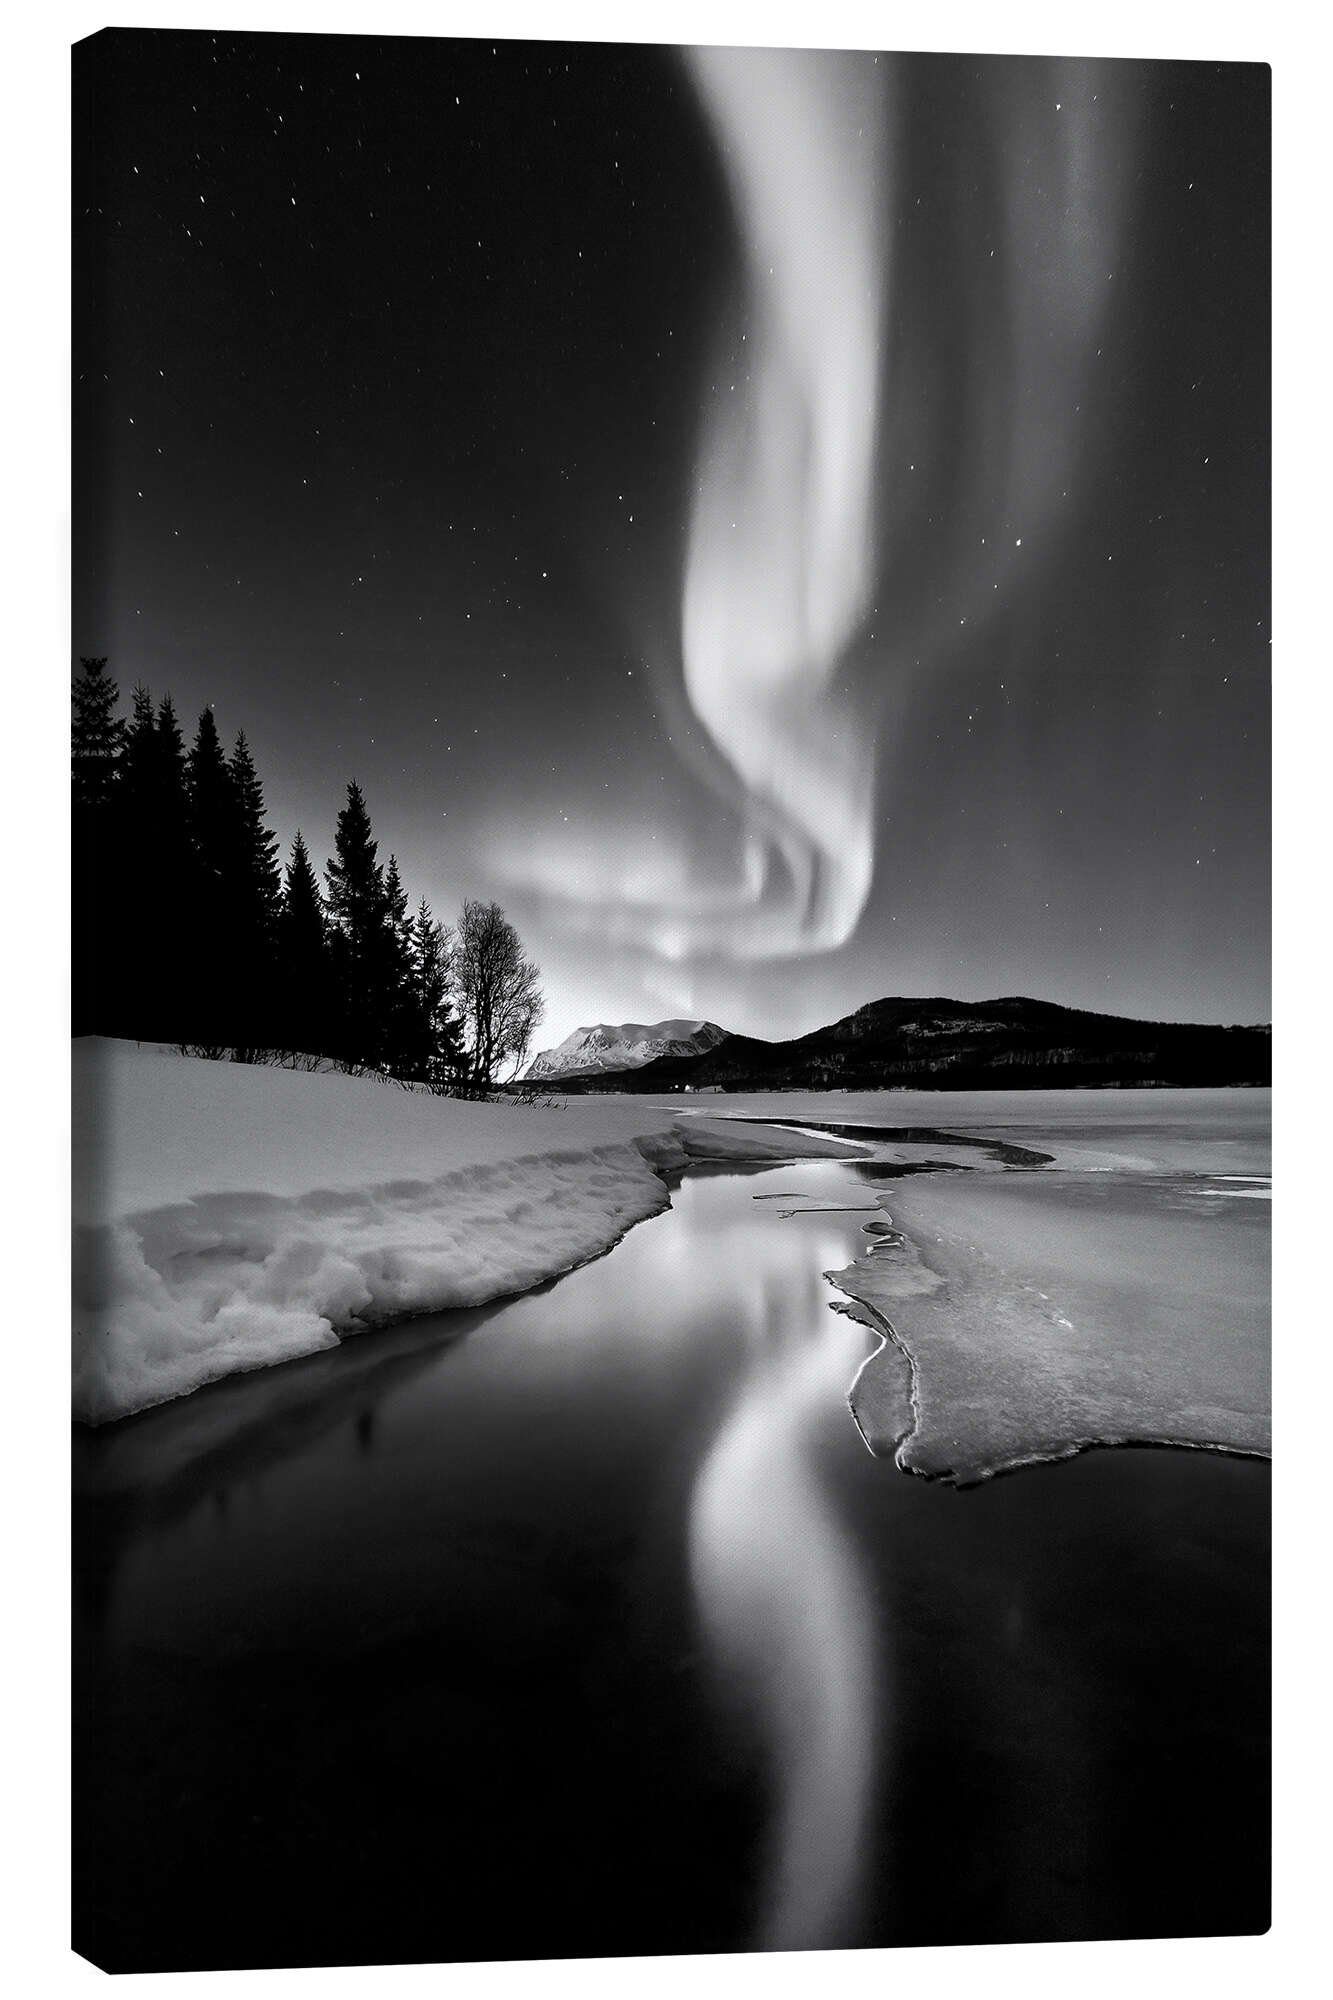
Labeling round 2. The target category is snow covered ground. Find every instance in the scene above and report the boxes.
[72,1040,859,1424]
[72,1049,1270,1468]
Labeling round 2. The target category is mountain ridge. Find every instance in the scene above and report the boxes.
[524,1018,727,1082]
[526,994,1270,1093]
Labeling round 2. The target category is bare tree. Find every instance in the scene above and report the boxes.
[454,899,544,1094]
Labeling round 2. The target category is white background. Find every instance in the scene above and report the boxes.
[4,3,1323,1995]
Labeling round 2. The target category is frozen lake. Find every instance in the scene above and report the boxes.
[73,1092,1270,1969]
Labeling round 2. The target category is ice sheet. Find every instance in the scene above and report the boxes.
[833,1166,1270,1483]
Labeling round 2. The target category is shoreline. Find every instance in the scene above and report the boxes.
[73,1039,867,1426]
[74,1046,1270,1477]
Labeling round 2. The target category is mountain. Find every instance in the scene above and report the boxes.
[540,996,1271,1093]
[523,1018,728,1083]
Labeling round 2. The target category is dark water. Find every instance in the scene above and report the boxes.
[72,1159,1269,1971]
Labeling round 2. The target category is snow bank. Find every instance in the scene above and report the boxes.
[73,1041,857,1424]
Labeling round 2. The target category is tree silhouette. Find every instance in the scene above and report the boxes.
[185,708,236,1050]
[72,657,123,815]
[72,659,124,1034]
[407,897,462,1088]
[228,733,282,921]
[383,854,410,951]
[186,709,233,896]
[226,731,282,1056]
[153,696,198,1042]
[276,831,331,1058]
[326,782,396,1068]
[379,854,420,1076]
[109,686,196,1041]
[454,899,544,1093]
[117,683,158,812]
[72,664,543,1086]
[108,684,158,1034]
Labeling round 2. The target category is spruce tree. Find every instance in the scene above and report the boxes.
[281,830,327,958]
[72,658,124,1035]
[153,695,200,1044]
[184,708,238,1051]
[326,782,383,946]
[408,898,462,1088]
[186,708,233,895]
[149,696,194,893]
[325,782,394,1068]
[72,658,123,815]
[111,685,195,1042]
[383,854,410,952]
[227,733,282,921]
[155,694,188,787]
[226,730,282,1058]
[118,684,158,805]
[276,831,331,1058]
[381,854,416,1076]
[109,684,157,1037]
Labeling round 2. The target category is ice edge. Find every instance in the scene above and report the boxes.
[825,1203,1271,1490]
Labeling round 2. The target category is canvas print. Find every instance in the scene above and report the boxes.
[71,29,1270,1973]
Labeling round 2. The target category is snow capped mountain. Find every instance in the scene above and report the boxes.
[524,1019,728,1082]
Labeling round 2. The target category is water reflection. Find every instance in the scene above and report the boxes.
[688,1235,880,1951]
[73,1151,1269,1968]
[71,1302,499,1638]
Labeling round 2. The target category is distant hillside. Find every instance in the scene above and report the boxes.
[544,996,1271,1094]
[524,1018,727,1083]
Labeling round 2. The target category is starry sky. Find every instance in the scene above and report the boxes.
[73,31,1270,1046]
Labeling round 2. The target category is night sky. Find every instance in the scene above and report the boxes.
[73,31,1270,1046]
